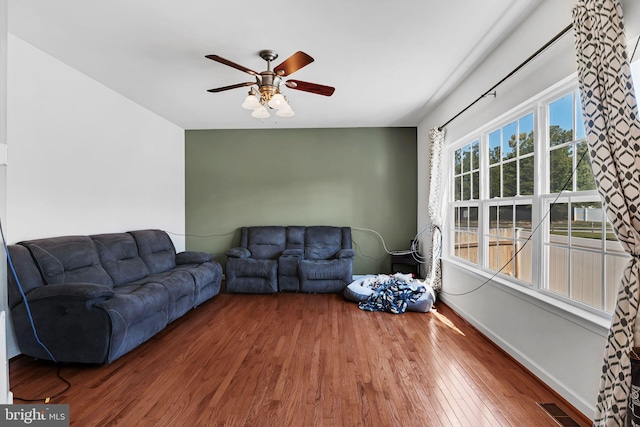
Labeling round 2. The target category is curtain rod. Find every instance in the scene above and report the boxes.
[437,23,574,131]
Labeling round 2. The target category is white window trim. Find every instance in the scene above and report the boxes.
[444,72,616,326]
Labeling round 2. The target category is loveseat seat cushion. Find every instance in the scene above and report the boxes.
[91,233,151,286]
[129,229,177,274]
[20,236,114,287]
[299,258,353,293]
[226,258,278,293]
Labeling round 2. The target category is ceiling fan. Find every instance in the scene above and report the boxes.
[205,50,335,118]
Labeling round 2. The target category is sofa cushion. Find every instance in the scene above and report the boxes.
[245,226,287,259]
[172,261,222,305]
[304,226,345,260]
[299,258,352,293]
[129,229,177,274]
[126,270,196,322]
[96,281,169,361]
[102,282,169,324]
[20,236,114,287]
[92,233,151,286]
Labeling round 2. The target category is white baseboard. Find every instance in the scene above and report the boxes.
[440,295,594,419]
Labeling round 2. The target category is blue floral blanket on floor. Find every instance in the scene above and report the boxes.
[358,275,427,314]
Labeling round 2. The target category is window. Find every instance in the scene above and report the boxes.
[485,112,535,283]
[547,91,595,193]
[453,140,480,265]
[488,114,534,198]
[486,201,533,283]
[542,89,626,313]
[544,198,627,313]
[453,205,479,264]
[454,140,479,201]
[448,81,629,315]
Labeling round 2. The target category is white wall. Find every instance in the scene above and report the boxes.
[0,0,11,405]
[417,0,640,418]
[5,35,186,357]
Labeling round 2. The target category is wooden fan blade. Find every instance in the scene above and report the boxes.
[207,82,255,93]
[205,55,258,76]
[274,51,314,76]
[286,80,335,96]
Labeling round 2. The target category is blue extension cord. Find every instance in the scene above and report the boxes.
[0,219,57,362]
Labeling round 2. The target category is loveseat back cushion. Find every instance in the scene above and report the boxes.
[20,236,114,287]
[128,230,177,274]
[243,226,287,259]
[286,226,305,251]
[91,233,151,286]
[304,226,351,260]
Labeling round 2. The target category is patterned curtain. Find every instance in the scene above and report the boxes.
[425,128,444,292]
[573,1,640,425]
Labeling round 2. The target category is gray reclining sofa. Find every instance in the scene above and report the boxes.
[7,229,222,364]
[225,226,354,293]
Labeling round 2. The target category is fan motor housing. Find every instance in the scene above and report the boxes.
[257,72,281,101]
[259,50,278,62]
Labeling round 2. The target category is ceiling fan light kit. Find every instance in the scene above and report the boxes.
[241,91,262,110]
[206,49,334,120]
[251,105,271,119]
[276,105,295,118]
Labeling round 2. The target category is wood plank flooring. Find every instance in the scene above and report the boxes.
[9,293,591,426]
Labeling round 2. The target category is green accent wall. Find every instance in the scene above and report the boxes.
[185,127,417,275]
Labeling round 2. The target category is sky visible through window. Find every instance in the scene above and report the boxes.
[552,59,640,138]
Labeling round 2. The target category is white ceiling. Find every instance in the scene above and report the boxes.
[8,0,544,130]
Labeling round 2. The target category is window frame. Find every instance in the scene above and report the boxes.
[445,75,624,320]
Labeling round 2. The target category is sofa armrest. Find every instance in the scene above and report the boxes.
[226,247,251,258]
[26,283,114,304]
[336,249,355,259]
[13,283,114,363]
[176,251,214,265]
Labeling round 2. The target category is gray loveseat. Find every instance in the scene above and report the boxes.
[225,226,354,293]
[7,229,222,364]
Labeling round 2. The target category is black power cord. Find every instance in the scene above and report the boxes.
[1,219,72,401]
[13,365,71,403]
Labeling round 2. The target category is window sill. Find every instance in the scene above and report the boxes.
[441,257,612,337]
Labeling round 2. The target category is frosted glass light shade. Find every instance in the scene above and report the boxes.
[268,93,287,109]
[276,106,295,118]
[251,105,270,119]
[241,94,261,110]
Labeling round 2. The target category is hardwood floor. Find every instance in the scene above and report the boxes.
[9,293,591,426]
